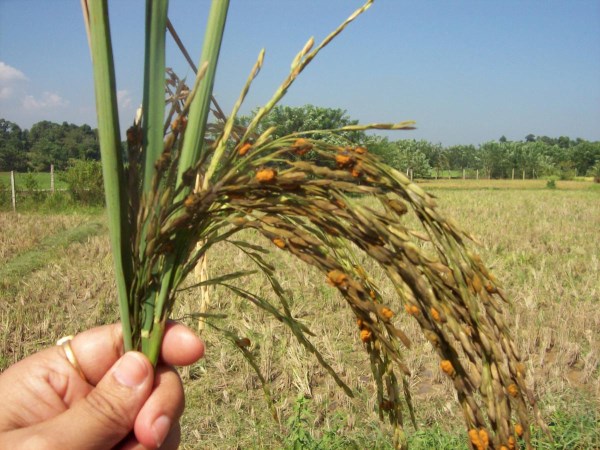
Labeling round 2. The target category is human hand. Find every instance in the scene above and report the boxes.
[0,322,204,449]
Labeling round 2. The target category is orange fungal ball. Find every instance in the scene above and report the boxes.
[272,238,286,249]
[381,307,394,320]
[360,329,372,343]
[440,360,455,377]
[327,270,348,287]
[404,304,420,315]
[478,429,489,449]
[508,436,516,450]
[468,428,489,450]
[514,423,524,437]
[335,153,353,167]
[238,142,252,156]
[291,138,313,155]
[256,168,277,183]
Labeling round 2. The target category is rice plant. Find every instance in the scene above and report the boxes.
[82,1,547,448]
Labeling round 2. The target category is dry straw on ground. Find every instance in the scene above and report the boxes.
[3,187,599,447]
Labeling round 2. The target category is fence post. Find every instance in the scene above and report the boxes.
[50,164,55,193]
[463,168,466,180]
[10,170,16,212]
[512,168,515,180]
[522,169,525,180]
[476,169,479,180]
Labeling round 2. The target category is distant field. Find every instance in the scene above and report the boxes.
[0,171,67,190]
[420,178,597,190]
[2,172,596,193]
[1,185,598,448]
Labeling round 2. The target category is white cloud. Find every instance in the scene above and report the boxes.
[22,91,69,110]
[0,61,28,100]
[0,61,27,83]
[117,89,132,108]
[0,86,14,100]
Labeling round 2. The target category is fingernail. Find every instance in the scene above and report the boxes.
[113,352,149,387]
[152,415,171,447]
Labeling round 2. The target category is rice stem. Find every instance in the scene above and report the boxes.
[84,0,133,350]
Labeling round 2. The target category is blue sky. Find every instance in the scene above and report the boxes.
[0,0,599,146]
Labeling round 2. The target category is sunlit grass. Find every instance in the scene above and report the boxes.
[0,171,67,190]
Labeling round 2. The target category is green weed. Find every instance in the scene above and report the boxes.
[283,395,393,450]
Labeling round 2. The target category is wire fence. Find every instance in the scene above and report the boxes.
[0,167,68,212]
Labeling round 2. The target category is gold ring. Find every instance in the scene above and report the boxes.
[57,335,88,383]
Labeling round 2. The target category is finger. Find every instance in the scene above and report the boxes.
[133,365,185,448]
[69,323,123,386]
[69,322,204,385]
[23,352,154,450]
[119,421,181,450]
[160,420,181,450]
[161,321,205,366]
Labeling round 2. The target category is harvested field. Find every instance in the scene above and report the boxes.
[1,186,598,448]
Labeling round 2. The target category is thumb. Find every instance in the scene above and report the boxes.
[45,351,154,449]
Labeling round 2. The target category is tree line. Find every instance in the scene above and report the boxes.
[239,106,600,180]
[0,119,100,172]
[2,107,599,180]
[366,135,600,180]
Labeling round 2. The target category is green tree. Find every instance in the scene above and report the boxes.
[257,105,363,139]
[557,135,572,149]
[446,144,478,171]
[237,105,365,167]
[422,142,446,176]
[571,141,600,176]
[239,104,365,152]
[368,137,432,178]
[479,141,511,178]
[520,141,544,177]
[0,119,28,171]
[27,120,100,171]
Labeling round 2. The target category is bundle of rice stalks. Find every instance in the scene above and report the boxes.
[82,0,547,448]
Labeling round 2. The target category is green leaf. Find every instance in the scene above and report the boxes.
[142,0,169,193]
[177,0,230,191]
